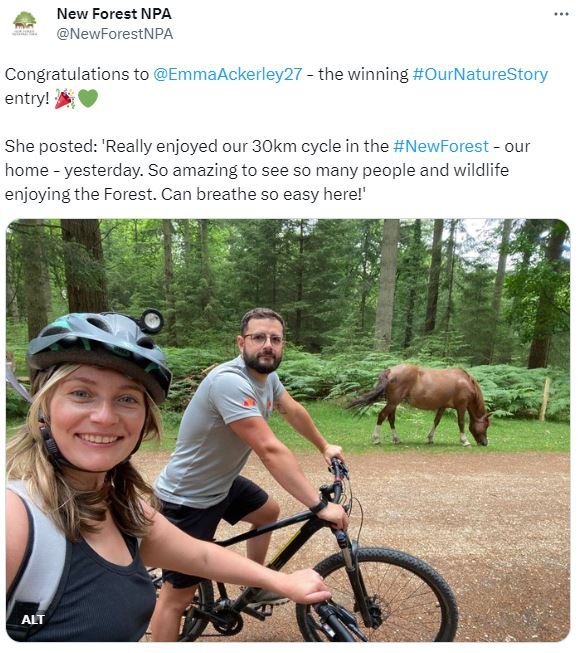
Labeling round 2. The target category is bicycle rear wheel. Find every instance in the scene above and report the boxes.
[296,547,458,642]
[178,580,215,641]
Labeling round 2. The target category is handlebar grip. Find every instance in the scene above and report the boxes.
[334,529,348,547]
[329,456,348,479]
[330,457,342,476]
[314,602,357,642]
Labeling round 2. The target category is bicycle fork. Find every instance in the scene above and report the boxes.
[334,530,379,629]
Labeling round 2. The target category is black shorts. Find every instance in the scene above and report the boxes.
[158,476,268,589]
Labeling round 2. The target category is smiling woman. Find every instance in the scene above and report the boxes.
[5,311,331,642]
[46,366,148,476]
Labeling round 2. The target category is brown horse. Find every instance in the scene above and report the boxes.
[347,364,490,447]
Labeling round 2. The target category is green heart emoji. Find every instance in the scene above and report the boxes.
[78,89,98,108]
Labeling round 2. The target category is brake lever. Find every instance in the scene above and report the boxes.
[329,457,349,479]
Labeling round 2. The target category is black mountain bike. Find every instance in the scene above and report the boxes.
[150,458,458,642]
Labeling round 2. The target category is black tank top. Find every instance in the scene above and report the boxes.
[28,535,156,641]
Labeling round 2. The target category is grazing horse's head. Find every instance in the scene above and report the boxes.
[469,413,490,446]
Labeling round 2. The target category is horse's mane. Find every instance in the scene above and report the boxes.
[465,371,486,416]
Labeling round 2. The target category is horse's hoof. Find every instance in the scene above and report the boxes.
[427,441,434,445]
[372,441,381,446]
[462,442,471,447]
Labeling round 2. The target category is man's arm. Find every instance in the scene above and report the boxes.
[275,390,345,464]
[229,415,348,530]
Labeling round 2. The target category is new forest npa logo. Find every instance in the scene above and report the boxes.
[13,11,37,36]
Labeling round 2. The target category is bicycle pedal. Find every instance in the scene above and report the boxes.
[244,604,273,618]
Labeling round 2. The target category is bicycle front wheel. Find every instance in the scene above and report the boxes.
[296,547,458,642]
[178,580,215,641]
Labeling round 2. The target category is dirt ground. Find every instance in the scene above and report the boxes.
[136,450,570,643]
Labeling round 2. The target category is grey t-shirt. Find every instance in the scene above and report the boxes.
[155,356,285,508]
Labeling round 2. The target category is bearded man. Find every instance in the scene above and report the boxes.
[150,308,348,642]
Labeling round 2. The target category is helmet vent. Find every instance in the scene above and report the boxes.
[40,326,69,337]
[137,336,155,349]
[86,317,112,332]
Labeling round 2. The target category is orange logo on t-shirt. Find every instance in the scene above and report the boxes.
[243,397,256,407]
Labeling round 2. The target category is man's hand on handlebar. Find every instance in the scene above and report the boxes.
[322,444,345,465]
[318,502,349,531]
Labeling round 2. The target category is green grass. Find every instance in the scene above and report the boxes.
[6,401,569,455]
[138,401,569,454]
[272,402,568,454]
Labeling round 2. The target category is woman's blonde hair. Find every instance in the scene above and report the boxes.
[7,364,163,541]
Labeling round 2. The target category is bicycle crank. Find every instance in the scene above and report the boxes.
[211,607,244,635]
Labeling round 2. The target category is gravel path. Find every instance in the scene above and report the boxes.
[136,450,570,643]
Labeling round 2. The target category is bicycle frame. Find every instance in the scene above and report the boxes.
[195,509,320,619]
[206,507,373,628]
[160,458,458,643]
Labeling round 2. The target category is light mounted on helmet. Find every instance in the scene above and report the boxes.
[137,308,164,334]
[101,308,164,335]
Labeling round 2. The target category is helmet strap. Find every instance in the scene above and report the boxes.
[39,420,63,470]
[119,427,145,465]
[38,412,109,475]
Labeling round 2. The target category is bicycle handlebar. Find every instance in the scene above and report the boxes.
[321,457,348,506]
[329,456,348,480]
[313,600,367,642]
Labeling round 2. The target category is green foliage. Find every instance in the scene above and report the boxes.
[5,311,569,422]
[5,219,570,424]
[162,345,235,411]
[504,220,570,349]
[470,365,569,420]
[5,320,29,369]
[404,331,469,363]
[6,321,31,419]
[6,388,29,420]
[275,354,569,421]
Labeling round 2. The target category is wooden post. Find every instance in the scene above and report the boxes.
[539,377,551,421]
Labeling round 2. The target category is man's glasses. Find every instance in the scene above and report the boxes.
[242,333,285,346]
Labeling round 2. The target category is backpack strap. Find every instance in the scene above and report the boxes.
[5,361,32,403]
[6,480,71,641]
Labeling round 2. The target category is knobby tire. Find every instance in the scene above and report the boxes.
[296,547,458,642]
[178,580,215,641]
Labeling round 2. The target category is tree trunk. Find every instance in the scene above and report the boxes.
[17,220,51,339]
[403,219,422,350]
[61,219,108,313]
[527,221,568,368]
[374,220,400,350]
[359,222,373,331]
[162,220,178,345]
[487,219,512,363]
[423,219,444,335]
[181,219,193,262]
[443,219,457,355]
[295,220,306,344]
[271,251,278,307]
[198,219,211,315]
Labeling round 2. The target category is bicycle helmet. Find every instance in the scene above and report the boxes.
[27,312,171,404]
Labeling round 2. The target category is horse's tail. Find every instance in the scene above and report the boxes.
[346,369,390,409]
